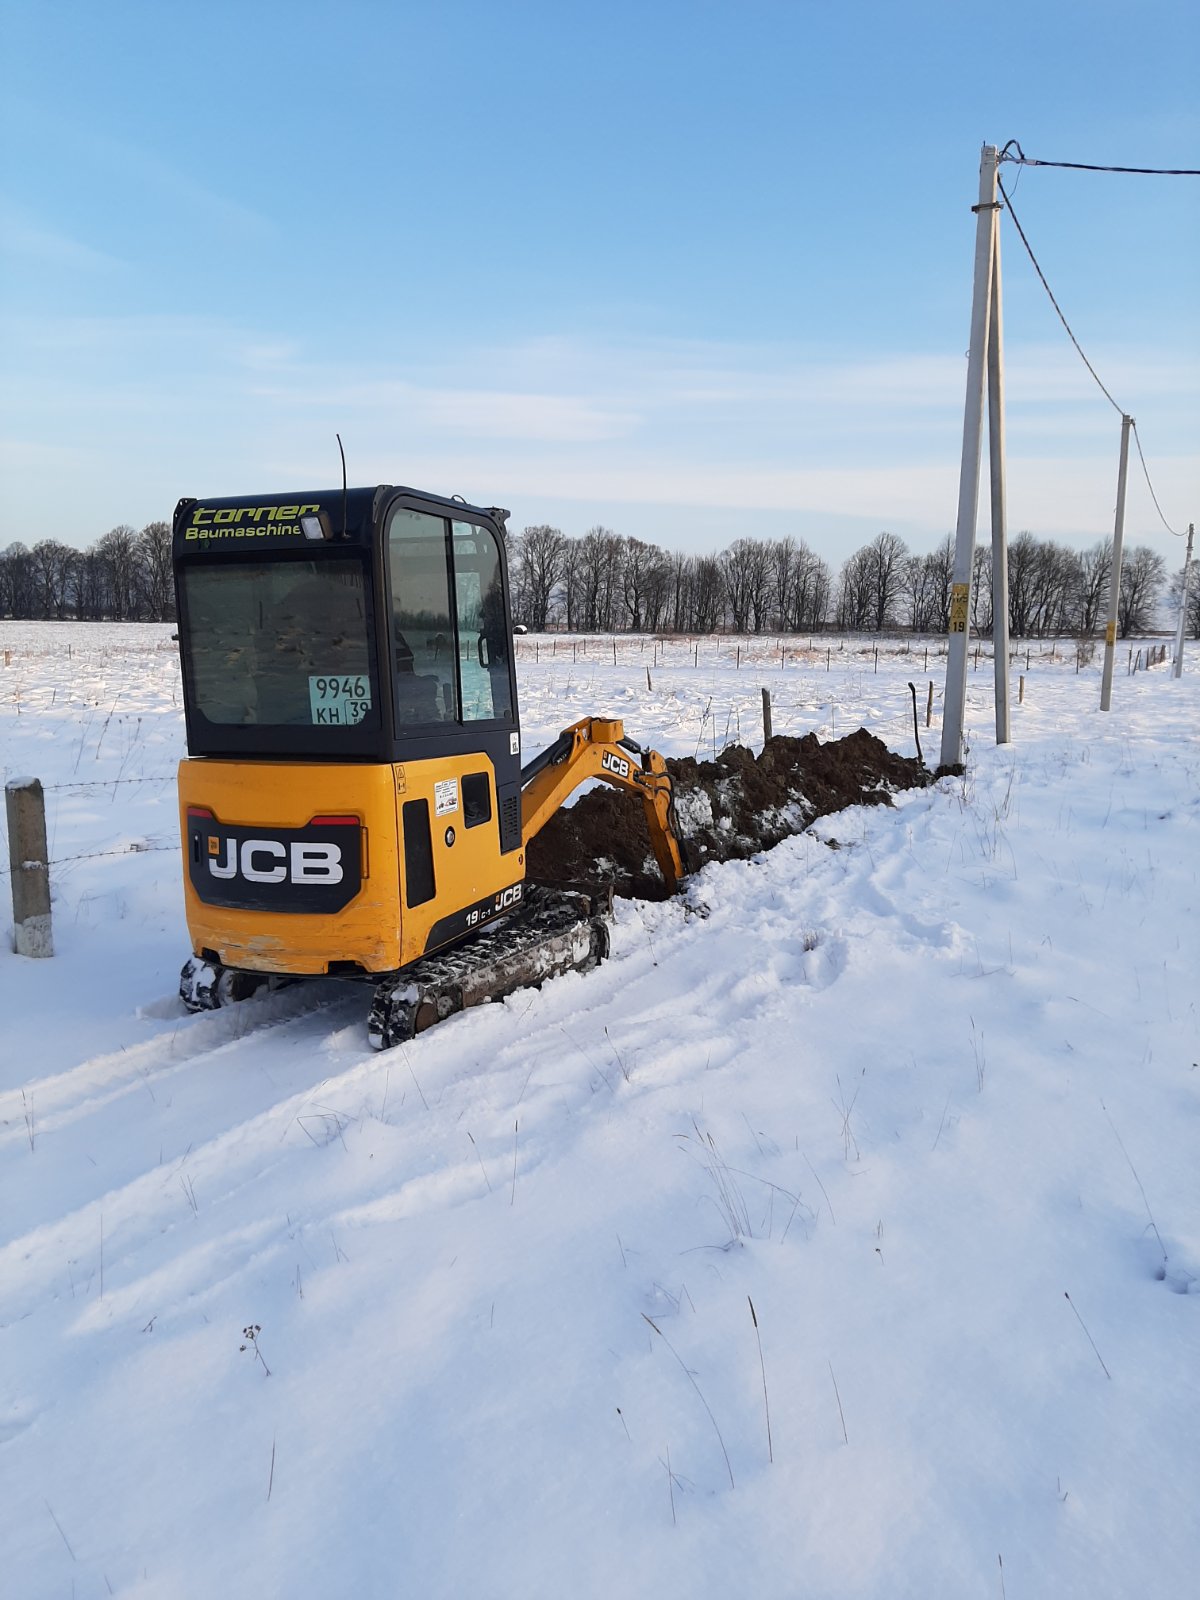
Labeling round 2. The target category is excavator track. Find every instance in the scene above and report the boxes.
[366,885,612,1051]
[180,956,293,1010]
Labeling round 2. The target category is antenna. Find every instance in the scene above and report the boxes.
[336,432,348,537]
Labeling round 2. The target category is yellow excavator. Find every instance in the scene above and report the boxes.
[172,483,688,1047]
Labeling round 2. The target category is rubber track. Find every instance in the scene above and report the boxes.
[366,887,611,1050]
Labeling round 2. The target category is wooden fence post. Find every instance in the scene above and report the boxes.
[6,777,53,957]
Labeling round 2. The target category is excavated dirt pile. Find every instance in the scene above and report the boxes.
[527,728,934,902]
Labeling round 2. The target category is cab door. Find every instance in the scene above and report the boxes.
[449,513,523,851]
[382,496,524,959]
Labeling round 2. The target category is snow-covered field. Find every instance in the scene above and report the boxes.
[1,621,1197,1600]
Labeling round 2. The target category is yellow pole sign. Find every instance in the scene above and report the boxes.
[949,583,970,634]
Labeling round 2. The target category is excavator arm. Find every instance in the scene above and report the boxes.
[519,717,687,892]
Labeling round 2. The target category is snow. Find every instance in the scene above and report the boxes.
[1,621,1197,1600]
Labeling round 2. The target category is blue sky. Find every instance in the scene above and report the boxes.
[1,0,1196,567]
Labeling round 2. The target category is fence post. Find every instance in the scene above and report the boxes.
[762,688,773,743]
[926,680,934,727]
[1019,674,1025,704]
[6,777,53,957]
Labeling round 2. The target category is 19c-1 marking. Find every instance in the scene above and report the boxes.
[465,883,524,928]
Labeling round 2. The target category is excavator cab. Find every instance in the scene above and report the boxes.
[173,483,685,1045]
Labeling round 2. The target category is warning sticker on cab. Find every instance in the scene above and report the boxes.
[434,778,459,817]
[308,674,371,726]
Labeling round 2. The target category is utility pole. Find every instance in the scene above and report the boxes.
[1099,414,1133,712]
[941,144,1000,769]
[1171,523,1194,680]
[987,213,1011,743]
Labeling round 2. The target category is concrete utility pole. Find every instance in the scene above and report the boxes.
[941,144,1000,769]
[987,216,1011,744]
[1172,523,1194,680]
[1099,414,1134,712]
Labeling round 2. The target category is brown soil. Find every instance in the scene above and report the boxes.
[526,728,940,902]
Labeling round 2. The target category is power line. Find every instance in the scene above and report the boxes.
[999,140,1200,177]
[996,173,1186,537]
[995,174,1121,414]
[1131,424,1184,538]
[998,173,1190,537]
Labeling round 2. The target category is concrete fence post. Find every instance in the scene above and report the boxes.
[761,688,773,743]
[6,777,53,957]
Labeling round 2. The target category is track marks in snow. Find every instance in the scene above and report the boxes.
[1,980,354,1140]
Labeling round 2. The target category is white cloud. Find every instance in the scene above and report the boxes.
[1,320,1194,558]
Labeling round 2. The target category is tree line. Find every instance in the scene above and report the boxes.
[2,518,1190,639]
[511,525,1183,640]
[0,525,175,622]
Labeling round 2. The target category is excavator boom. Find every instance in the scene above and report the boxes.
[519,717,687,891]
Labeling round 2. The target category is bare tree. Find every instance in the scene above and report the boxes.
[903,535,953,633]
[619,537,662,632]
[1074,540,1111,638]
[865,531,908,631]
[0,543,36,617]
[1168,559,1200,640]
[971,544,993,634]
[559,538,582,631]
[512,524,566,630]
[692,556,726,633]
[1118,546,1166,637]
[835,546,875,630]
[137,522,175,621]
[95,525,140,619]
[30,540,78,619]
[790,543,832,631]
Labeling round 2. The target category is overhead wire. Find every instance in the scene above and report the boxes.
[999,140,1200,177]
[995,173,1121,415]
[995,168,1187,537]
[1131,425,1184,538]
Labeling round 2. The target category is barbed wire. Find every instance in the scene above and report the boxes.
[42,776,175,792]
[0,842,176,878]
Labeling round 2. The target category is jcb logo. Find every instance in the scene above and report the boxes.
[493,884,523,912]
[601,751,630,780]
[208,837,344,885]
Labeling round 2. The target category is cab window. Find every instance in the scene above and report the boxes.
[452,520,514,723]
[181,557,375,729]
[387,508,460,725]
